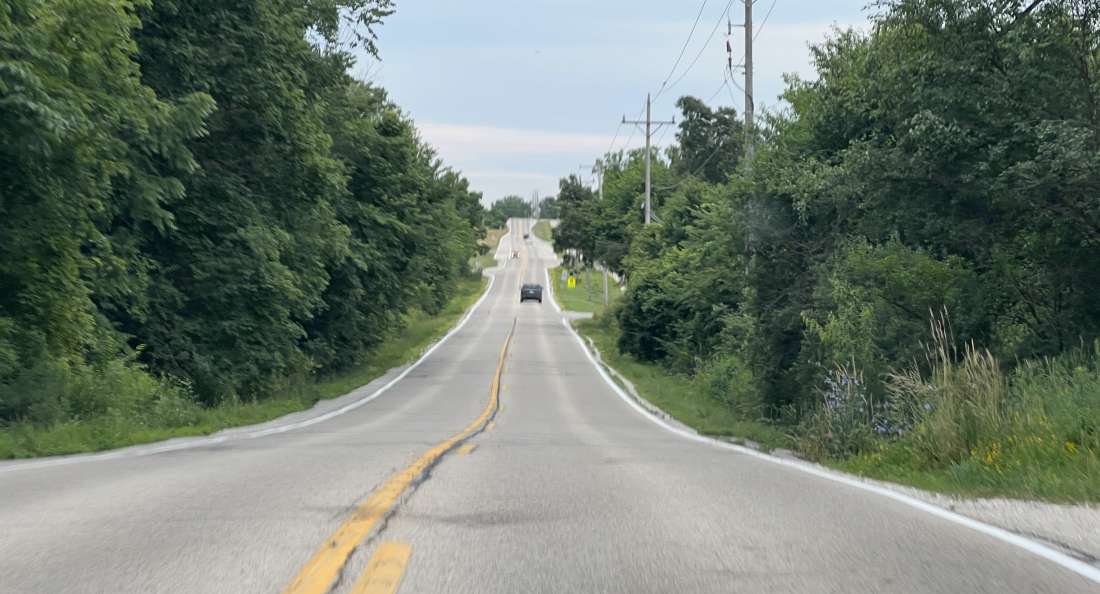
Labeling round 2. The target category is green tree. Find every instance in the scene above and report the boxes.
[0,0,212,421]
[486,195,533,228]
[672,95,744,184]
[126,0,363,401]
[538,196,561,218]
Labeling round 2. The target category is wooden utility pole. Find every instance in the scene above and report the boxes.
[623,94,674,225]
[744,0,755,166]
[596,159,604,201]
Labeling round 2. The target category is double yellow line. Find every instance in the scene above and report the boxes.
[282,318,517,594]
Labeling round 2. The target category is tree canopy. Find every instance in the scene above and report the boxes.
[485,195,533,228]
[0,0,484,421]
[556,0,1100,414]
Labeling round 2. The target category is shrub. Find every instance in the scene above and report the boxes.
[697,354,763,421]
[799,363,879,459]
[886,313,1008,468]
[0,357,195,427]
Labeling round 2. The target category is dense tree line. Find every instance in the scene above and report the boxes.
[0,0,484,423]
[555,0,1100,458]
[537,196,560,219]
[485,195,532,228]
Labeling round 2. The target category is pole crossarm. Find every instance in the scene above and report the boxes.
[620,94,675,225]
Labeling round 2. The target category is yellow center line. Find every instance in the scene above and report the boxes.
[456,443,477,455]
[349,541,412,594]
[281,319,516,594]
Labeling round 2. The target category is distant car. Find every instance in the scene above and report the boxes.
[523,233,530,240]
[520,283,543,303]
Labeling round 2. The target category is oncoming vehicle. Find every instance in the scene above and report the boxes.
[519,283,543,303]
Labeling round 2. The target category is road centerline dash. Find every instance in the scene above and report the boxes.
[280,319,517,594]
[349,541,412,594]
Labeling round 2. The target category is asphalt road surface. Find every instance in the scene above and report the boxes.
[0,219,1096,594]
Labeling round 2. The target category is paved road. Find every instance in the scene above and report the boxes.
[0,219,1095,593]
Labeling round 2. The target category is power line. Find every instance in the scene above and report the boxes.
[607,0,763,164]
[615,2,718,156]
[726,63,746,97]
[619,103,647,153]
[654,124,731,193]
[655,0,710,100]
[754,0,777,41]
[706,78,728,103]
[743,0,756,165]
[604,120,624,156]
[655,118,675,147]
[653,69,741,194]
[661,0,737,99]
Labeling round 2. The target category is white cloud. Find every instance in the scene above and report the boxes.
[418,123,615,158]
[398,19,868,201]
[461,171,563,204]
[416,124,610,201]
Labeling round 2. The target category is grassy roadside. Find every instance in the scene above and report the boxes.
[0,274,489,459]
[570,314,1099,503]
[550,266,617,316]
[470,227,507,271]
[546,243,1097,502]
[472,253,497,271]
[532,220,552,242]
[547,267,795,450]
[574,316,794,451]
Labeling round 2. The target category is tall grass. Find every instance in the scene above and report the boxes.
[799,363,879,459]
[886,313,1008,467]
[834,312,1099,501]
[576,308,1096,501]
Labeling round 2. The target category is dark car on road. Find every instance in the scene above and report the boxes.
[520,283,543,303]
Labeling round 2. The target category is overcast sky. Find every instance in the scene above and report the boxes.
[353,1,873,203]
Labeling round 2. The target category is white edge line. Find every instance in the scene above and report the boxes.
[545,267,562,313]
[0,270,500,475]
[560,315,1100,584]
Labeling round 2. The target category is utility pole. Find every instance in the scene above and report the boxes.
[583,161,605,199]
[577,165,592,194]
[602,262,610,306]
[623,93,674,225]
[744,0,755,166]
[596,159,604,201]
[531,190,539,233]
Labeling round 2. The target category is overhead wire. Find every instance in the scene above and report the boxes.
[754,0,778,41]
[618,103,647,154]
[644,0,780,207]
[654,139,727,192]
[608,0,773,174]
[654,118,675,147]
[654,0,710,100]
[646,2,740,196]
[604,120,625,156]
[641,0,737,165]
[706,78,729,103]
[652,67,741,194]
[661,0,737,97]
[614,0,718,156]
